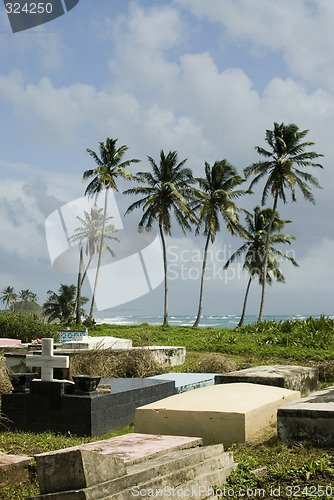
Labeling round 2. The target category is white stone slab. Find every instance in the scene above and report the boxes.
[135,383,301,447]
[148,373,216,393]
[61,336,132,350]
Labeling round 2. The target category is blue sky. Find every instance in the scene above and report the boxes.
[0,0,333,318]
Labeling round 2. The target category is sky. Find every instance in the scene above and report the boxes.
[0,0,333,319]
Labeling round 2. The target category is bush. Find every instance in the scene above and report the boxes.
[69,348,163,379]
[197,353,237,373]
[316,359,334,382]
[0,311,56,343]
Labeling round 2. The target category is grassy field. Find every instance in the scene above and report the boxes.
[1,317,334,499]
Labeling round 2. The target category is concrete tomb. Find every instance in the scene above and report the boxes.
[61,335,132,350]
[0,453,33,489]
[135,383,301,447]
[148,372,216,393]
[0,338,21,347]
[277,385,334,448]
[216,365,318,397]
[27,434,236,500]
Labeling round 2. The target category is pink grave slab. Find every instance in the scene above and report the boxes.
[0,339,21,347]
[35,433,202,465]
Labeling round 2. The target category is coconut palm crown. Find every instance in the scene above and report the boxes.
[191,160,248,327]
[244,122,323,322]
[124,150,197,326]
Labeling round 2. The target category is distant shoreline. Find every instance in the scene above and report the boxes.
[93,314,333,329]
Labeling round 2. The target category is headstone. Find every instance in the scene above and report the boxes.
[277,385,334,448]
[135,383,301,447]
[148,373,216,393]
[216,365,318,396]
[26,338,69,381]
[28,434,236,500]
[58,330,87,343]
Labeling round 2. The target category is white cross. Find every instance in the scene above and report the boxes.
[26,338,69,382]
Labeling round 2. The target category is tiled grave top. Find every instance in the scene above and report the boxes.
[58,331,86,343]
[99,377,176,393]
[148,373,216,393]
[35,433,203,465]
[216,365,318,396]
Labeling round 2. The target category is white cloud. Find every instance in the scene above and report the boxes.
[175,0,334,89]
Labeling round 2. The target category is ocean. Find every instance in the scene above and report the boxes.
[93,314,331,329]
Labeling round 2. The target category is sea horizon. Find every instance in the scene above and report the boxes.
[93,313,333,329]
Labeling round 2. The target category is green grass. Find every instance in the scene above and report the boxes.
[224,431,334,499]
[86,315,334,362]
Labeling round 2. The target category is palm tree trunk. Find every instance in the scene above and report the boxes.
[75,245,84,324]
[81,255,93,285]
[193,232,211,327]
[88,187,109,320]
[159,223,168,326]
[238,275,253,327]
[258,193,278,322]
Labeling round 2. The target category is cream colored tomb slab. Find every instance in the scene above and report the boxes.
[135,383,300,447]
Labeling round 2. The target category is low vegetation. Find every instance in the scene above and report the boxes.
[1,316,334,498]
[0,311,56,343]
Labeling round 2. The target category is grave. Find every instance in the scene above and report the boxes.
[61,335,132,350]
[277,385,334,448]
[0,338,21,347]
[148,373,216,393]
[215,365,318,396]
[0,453,33,488]
[27,434,236,500]
[135,383,301,447]
[1,339,175,436]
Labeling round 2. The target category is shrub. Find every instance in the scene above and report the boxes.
[69,348,163,379]
[0,311,56,343]
[316,359,334,382]
[0,356,12,394]
[197,353,237,373]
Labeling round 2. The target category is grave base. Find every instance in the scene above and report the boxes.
[278,385,334,448]
[1,378,175,436]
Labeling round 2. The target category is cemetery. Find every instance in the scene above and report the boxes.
[0,323,334,498]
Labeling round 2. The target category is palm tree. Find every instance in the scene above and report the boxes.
[191,160,248,327]
[0,286,17,310]
[224,206,299,327]
[43,284,88,324]
[124,150,197,326]
[244,122,323,322]
[69,207,119,324]
[83,138,140,321]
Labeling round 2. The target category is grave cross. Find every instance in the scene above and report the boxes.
[26,338,69,382]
